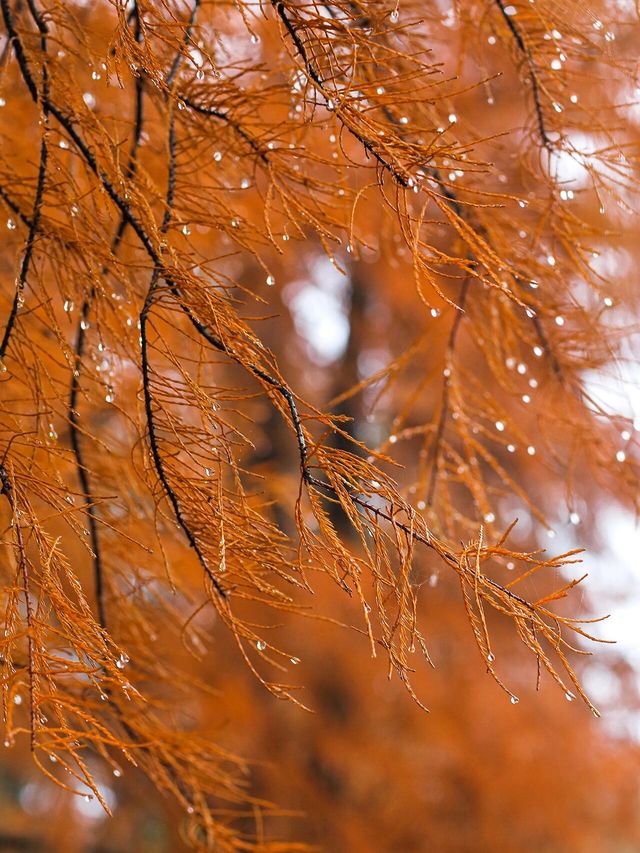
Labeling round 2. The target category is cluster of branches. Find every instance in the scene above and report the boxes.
[0,0,638,847]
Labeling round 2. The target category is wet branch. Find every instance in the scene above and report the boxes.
[272,0,409,187]
[68,2,145,630]
[0,0,48,359]
[494,0,553,151]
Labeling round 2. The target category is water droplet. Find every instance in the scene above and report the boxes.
[48,424,58,441]
[213,150,223,162]
[533,345,543,357]
[551,59,562,70]
[240,178,250,189]
[552,102,563,113]
[113,768,122,777]
[91,70,101,80]
[13,694,21,705]
[616,450,626,462]
[510,695,519,704]
[196,68,205,80]
[182,224,191,235]
[116,653,129,670]
[507,444,515,453]
[251,33,260,44]
[80,318,90,330]
[428,573,438,588]
[290,657,300,665]
[266,274,275,286]
[430,307,440,318]
[187,806,194,814]
[565,691,575,701]
[389,434,397,444]
[105,387,115,403]
[487,652,495,662]
[527,445,536,456]
[484,512,495,523]
[256,640,267,651]
[84,795,93,803]
[390,9,399,22]
[495,420,505,432]
[555,315,565,326]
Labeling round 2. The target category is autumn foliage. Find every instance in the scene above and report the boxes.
[0,0,639,849]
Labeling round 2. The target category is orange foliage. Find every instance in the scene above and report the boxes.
[0,0,639,849]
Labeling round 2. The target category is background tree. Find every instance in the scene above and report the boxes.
[0,0,639,849]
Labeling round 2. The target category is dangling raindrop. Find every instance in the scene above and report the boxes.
[116,653,129,670]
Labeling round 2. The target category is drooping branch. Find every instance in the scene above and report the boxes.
[272,0,409,187]
[494,0,553,151]
[68,1,146,629]
[0,0,49,359]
